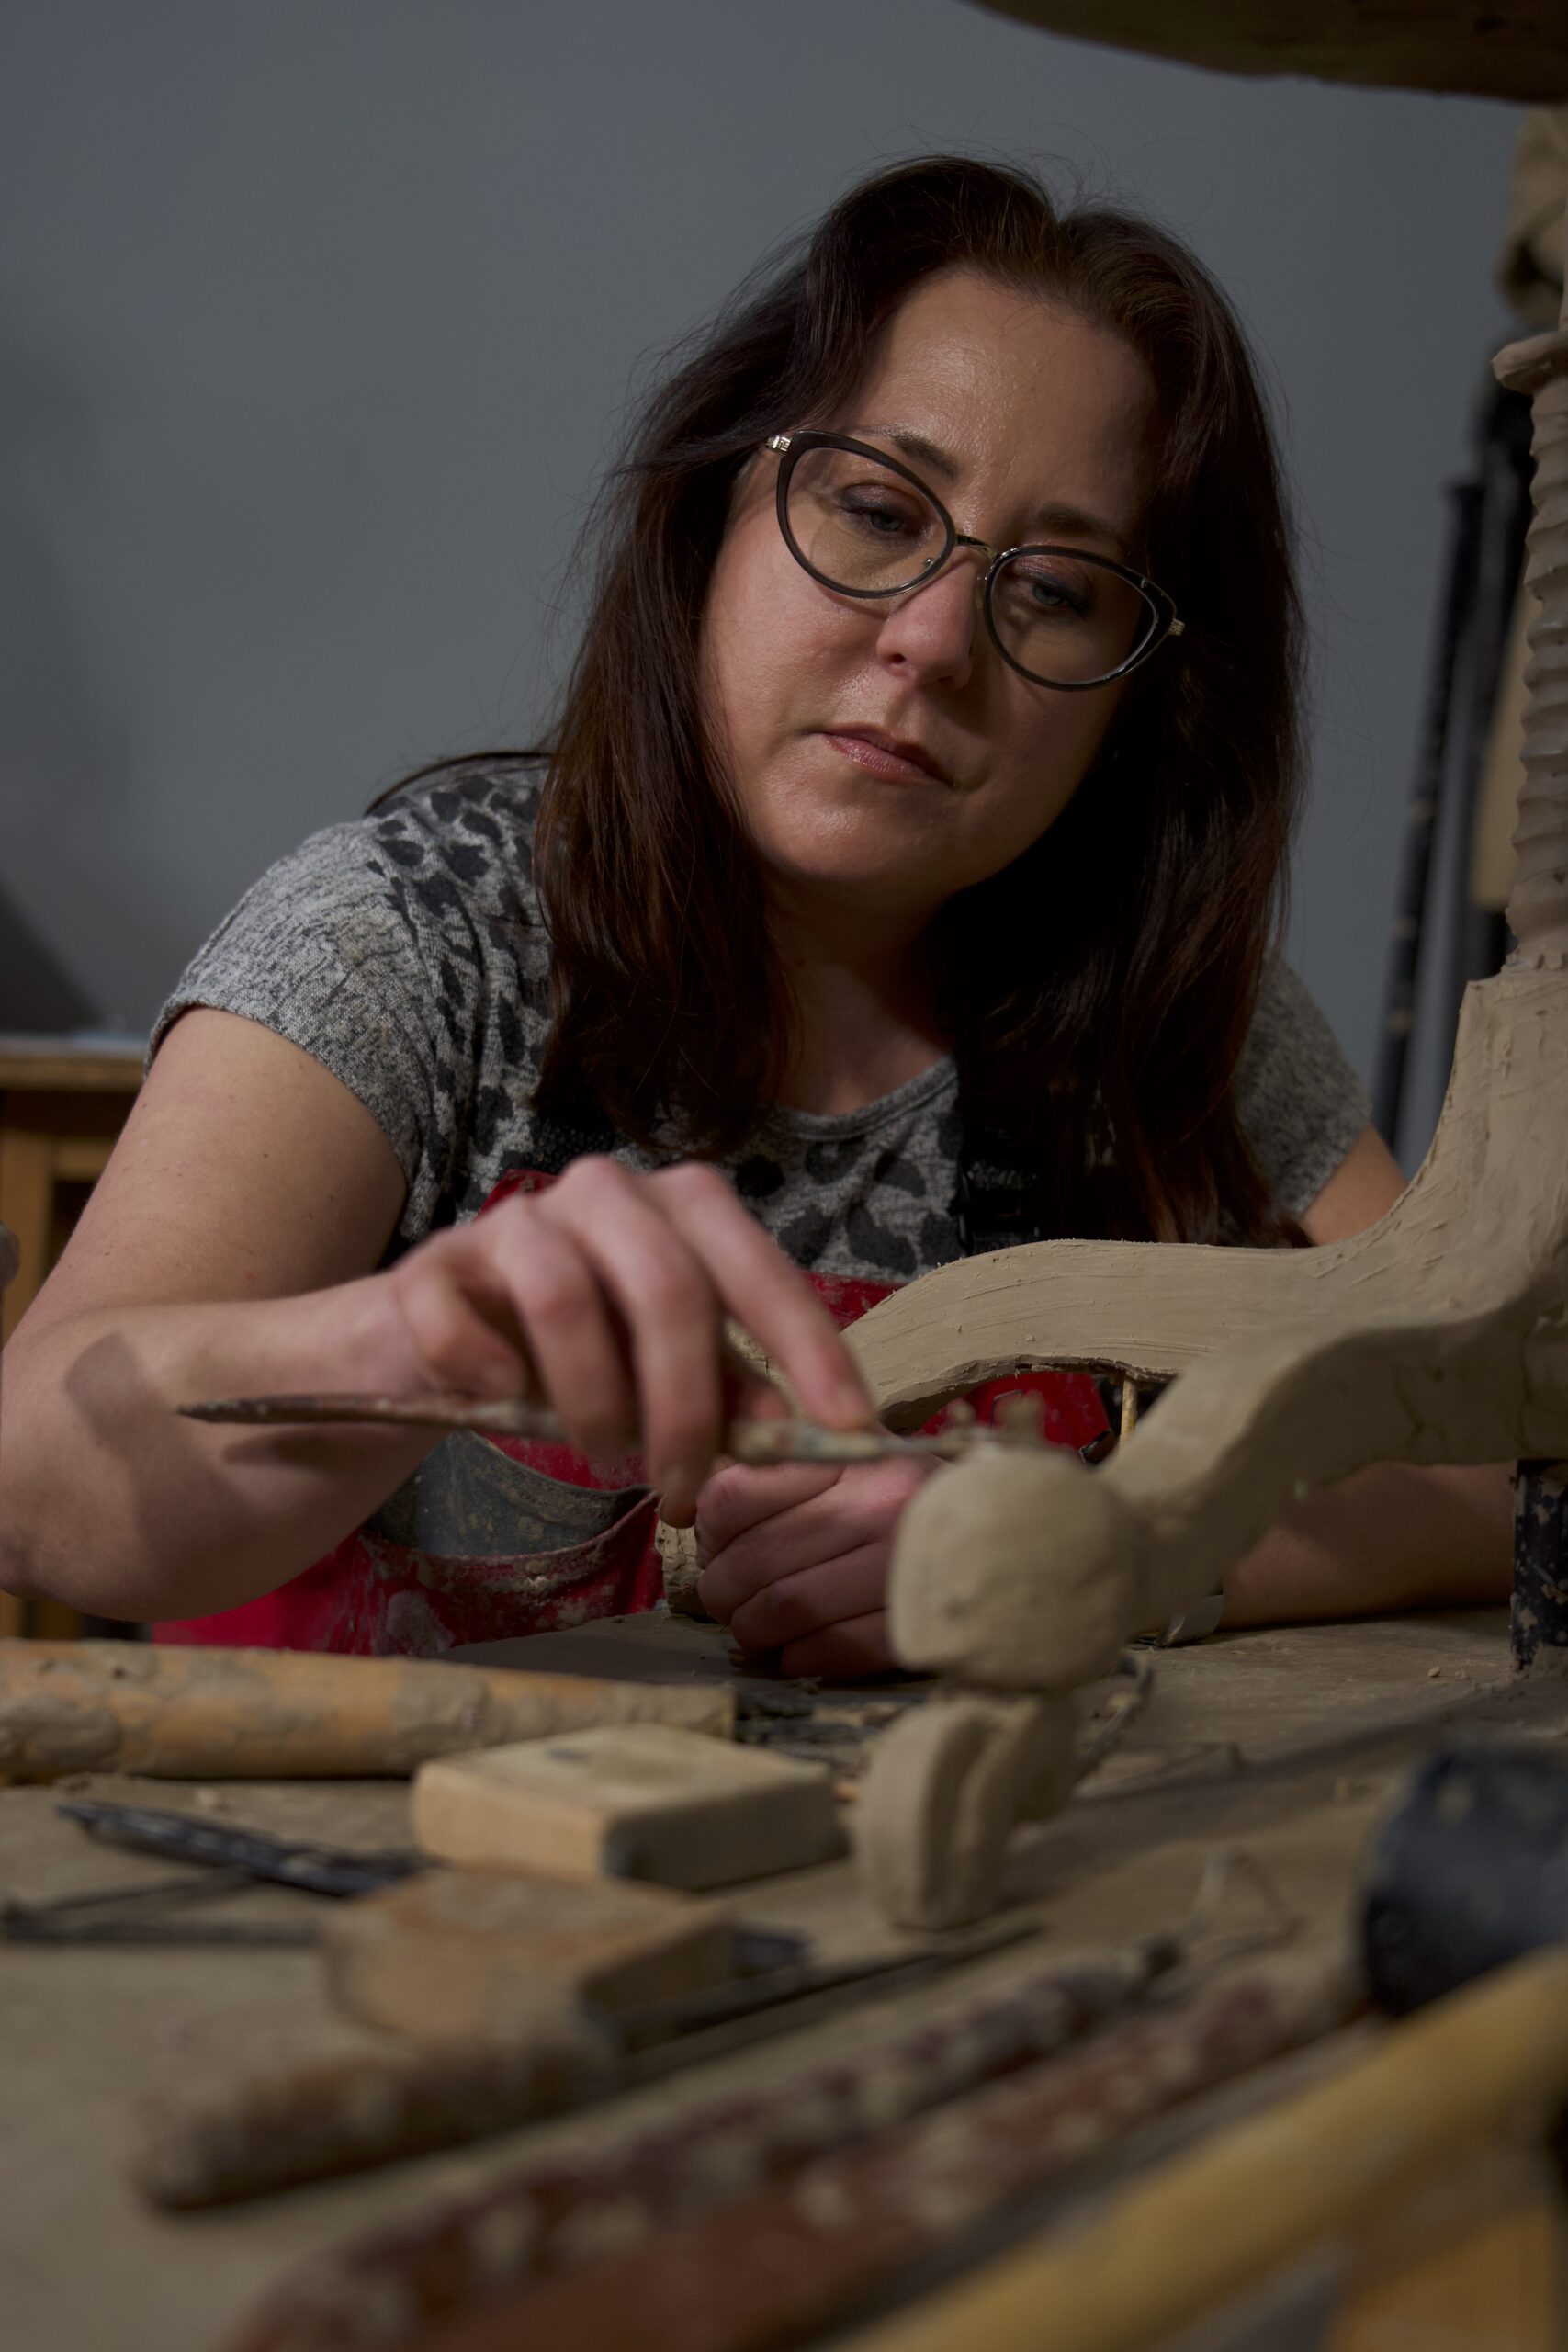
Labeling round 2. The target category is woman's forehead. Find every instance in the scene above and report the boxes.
[832,271,1155,528]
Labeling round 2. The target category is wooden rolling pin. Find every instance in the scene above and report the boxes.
[0,1640,734,1783]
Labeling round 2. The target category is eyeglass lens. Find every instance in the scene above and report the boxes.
[784,443,1156,687]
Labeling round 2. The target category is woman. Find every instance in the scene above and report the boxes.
[0,158,1510,1668]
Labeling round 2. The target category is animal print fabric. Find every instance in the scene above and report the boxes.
[152,759,1371,1279]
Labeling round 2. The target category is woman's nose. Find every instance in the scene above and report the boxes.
[872,555,982,688]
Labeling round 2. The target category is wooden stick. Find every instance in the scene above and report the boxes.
[1119,1381,1138,1446]
[830,1947,1568,2352]
[400,1962,1349,2352]
[138,2018,617,2211]
[230,1938,1191,2344]
[0,1641,733,1784]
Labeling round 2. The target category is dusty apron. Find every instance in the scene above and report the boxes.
[154,1170,1107,1657]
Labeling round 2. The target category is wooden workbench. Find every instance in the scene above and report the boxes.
[3,1608,1563,2352]
[0,1032,144,1341]
[0,1031,145,1638]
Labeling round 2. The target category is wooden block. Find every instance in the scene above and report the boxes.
[412,1724,842,1889]
[324,1867,736,2038]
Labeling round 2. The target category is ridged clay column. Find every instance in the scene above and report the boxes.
[1496,308,1568,967]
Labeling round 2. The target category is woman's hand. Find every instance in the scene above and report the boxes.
[694,1453,937,1678]
[378,1157,873,1525]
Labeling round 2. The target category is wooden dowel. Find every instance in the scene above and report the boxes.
[0,1640,733,1783]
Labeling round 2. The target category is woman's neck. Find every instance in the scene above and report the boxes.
[769,895,949,1116]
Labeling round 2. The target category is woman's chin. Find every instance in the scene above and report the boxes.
[757,839,956,907]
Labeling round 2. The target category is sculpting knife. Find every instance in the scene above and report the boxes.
[178,1388,1050,1464]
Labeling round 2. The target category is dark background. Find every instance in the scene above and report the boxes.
[0,0,1522,1155]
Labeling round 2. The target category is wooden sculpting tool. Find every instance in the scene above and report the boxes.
[140,1915,1037,2209]
[0,1639,733,1784]
[177,1387,1055,1464]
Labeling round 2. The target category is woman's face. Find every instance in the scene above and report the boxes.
[701,267,1157,927]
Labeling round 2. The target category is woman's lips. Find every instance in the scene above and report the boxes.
[820,729,948,785]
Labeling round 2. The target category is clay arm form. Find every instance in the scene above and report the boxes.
[886,1295,1538,1694]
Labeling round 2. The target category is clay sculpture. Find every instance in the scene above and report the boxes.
[850,7,1568,1926]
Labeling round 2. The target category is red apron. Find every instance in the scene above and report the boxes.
[155,1170,1107,1656]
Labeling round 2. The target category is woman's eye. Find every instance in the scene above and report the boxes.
[1008,561,1094,619]
[837,491,924,538]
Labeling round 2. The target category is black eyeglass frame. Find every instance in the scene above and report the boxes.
[765,430,1183,692]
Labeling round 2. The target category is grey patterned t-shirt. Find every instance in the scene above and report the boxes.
[152,760,1371,1280]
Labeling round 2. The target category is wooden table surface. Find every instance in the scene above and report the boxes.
[3,1609,1562,2352]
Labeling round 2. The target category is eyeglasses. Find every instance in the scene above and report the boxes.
[765,431,1182,692]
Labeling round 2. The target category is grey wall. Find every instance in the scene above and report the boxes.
[0,1,1522,1156]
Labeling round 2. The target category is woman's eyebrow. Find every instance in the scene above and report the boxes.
[870,424,962,482]
[1029,501,1131,558]
[864,425,1131,558]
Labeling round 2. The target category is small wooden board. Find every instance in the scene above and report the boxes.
[412,1724,842,1889]
[325,1868,737,2037]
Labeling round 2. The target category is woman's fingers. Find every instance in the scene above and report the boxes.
[779,1612,897,1680]
[695,1461,844,1559]
[698,1457,932,1619]
[726,1544,892,1655]
[386,1226,536,1399]
[475,1209,638,1463]
[386,1157,874,1519]
[533,1161,732,1521]
[646,1164,873,1430]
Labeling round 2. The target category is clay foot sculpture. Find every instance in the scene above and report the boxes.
[855,1691,1077,1929]
[852,306,1568,1929]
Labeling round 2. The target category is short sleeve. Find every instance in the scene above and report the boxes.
[1235,962,1371,1216]
[150,822,444,1193]
[150,762,554,1245]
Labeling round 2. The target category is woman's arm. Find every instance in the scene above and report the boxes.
[0,1010,871,1623]
[0,1009,420,1618]
[1218,1121,1515,1624]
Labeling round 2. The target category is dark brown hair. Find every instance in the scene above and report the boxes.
[533,155,1305,1245]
